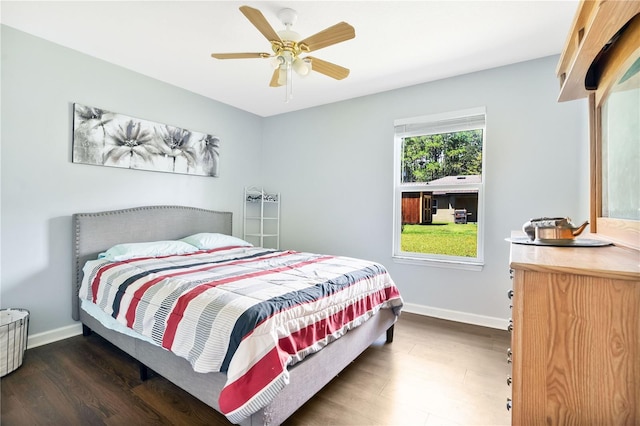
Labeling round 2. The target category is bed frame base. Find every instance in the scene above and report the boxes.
[79,308,396,425]
[132,323,395,383]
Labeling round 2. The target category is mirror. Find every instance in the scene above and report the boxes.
[600,56,640,221]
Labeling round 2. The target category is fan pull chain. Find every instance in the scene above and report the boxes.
[285,62,293,103]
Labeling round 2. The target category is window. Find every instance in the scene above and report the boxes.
[393,107,486,269]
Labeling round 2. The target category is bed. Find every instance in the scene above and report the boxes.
[72,205,402,425]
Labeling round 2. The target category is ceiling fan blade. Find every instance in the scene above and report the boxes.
[269,69,282,87]
[307,56,350,80]
[211,52,271,59]
[239,5,281,42]
[299,22,355,52]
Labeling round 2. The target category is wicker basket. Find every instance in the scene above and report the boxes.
[0,308,29,377]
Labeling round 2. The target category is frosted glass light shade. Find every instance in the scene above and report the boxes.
[293,58,311,76]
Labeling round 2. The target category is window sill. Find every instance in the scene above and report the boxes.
[392,255,484,271]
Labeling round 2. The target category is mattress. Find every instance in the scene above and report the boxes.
[80,245,403,423]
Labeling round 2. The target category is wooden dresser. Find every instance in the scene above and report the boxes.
[508,1,640,421]
[508,238,639,424]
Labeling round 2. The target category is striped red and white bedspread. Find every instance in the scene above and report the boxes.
[79,246,403,423]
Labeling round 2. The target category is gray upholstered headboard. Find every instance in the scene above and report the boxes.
[72,205,233,321]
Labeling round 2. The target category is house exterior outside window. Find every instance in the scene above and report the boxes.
[393,107,486,270]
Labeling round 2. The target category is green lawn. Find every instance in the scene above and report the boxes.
[401,223,477,257]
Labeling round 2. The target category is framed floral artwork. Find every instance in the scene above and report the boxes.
[72,103,220,177]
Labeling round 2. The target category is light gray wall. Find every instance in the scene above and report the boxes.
[1,25,590,338]
[261,55,589,323]
[0,26,263,334]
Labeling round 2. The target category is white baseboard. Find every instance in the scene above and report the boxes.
[402,302,509,330]
[27,323,83,349]
[26,306,507,349]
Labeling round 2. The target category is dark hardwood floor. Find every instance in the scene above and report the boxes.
[1,313,511,425]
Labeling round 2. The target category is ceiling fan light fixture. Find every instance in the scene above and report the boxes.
[271,55,285,69]
[293,57,311,76]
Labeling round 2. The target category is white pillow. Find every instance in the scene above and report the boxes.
[180,233,253,250]
[99,240,199,261]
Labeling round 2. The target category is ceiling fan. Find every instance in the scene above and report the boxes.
[211,5,355,101]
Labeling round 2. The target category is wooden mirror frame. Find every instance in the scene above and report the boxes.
[556,1,640,250]
[591,17,640,250]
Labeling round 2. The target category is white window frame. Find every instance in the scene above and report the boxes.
[392,107,486,271]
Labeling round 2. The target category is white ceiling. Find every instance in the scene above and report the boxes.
[1,1,578,117]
